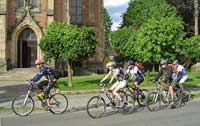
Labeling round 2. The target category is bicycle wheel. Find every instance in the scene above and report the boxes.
[86,96,106,119]
[49,93,68,114]
[137,89,149,107]
[12,95,34,116]
[182,89,191,102]
[121,94,135,114]
[146,91,161,112]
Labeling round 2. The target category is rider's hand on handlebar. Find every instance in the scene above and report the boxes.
[27,80,34,84]
[99,82,104,86]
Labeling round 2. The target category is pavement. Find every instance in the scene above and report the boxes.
[1,97,200,126]
[0,80,200,117]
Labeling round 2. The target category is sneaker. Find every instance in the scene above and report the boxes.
[170,101,176,109]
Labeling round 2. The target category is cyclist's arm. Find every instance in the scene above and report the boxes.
[31,67,48,82]
[109,73,117,84]
[100,71,112,83]
[154,68,163,81]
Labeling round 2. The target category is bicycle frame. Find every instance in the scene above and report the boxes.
[154,82,171,103]
[98,84,118,107]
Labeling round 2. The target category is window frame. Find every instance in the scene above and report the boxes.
[71,0,82,25]
[16,0,41,13]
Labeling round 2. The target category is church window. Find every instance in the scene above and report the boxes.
[71,0,82,24]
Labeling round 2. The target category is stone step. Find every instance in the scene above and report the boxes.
[0,68,39,81]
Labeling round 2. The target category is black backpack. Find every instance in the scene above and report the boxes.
[118,68,129,80]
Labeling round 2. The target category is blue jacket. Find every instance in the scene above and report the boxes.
[31,66,53,82]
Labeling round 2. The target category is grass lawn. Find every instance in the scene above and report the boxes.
[56,72,200,91]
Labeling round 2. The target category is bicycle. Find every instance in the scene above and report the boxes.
[125,84,149,107]
[146,81,187,111]
[12,80,68,116]
[86,83,135,119]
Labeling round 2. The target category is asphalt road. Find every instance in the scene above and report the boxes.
[1,99,200,126]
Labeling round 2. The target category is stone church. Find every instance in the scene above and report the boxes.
[0,0,104,73]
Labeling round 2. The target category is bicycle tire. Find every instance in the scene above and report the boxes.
[86,96,106,119]
[146,91,161,112]
[182,89,192,102]
[137,89,149,107]
[121,94,135,114]
[49,93,68,114]
[12,95,34,116]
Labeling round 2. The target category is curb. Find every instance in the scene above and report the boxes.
[60,89,99,95]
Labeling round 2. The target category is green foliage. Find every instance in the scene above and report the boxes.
[166,0,194,36]
[122,0,177,28]
[103,7,113,39]
[123,32,138,59]
[130,17,185,63]
[39,22,98,62]
[181,36,200,62]
[109,27,133,55]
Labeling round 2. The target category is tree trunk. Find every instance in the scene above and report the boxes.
[66,60,72,87]
[194,0,199,35]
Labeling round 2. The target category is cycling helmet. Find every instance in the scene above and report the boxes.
[173,60,179,65]
[106,62,116,68]
[35,59,44,65]
[160,60,168,65]
[127,60,134,66]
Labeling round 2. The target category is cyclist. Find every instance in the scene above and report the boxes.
[30,59,55,109]
[170,60,188,95]
[153,60,175,106]
[126,60,144,90]
[100,61,129,107]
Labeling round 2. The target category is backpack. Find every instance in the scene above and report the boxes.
[134,63,145,74]
[118,68,129,80]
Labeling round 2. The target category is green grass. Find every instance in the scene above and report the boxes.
[192,93,200,98]
[57,74,104,91]
[56,72,200,91]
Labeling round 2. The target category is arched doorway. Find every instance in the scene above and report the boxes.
[17,28,37,68]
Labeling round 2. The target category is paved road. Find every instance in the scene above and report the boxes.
[1,100,200,126]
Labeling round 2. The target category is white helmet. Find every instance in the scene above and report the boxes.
[106,62,116,68]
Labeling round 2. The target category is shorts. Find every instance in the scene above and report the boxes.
[135,76,144,85]
[113,80,127,89]
[179,75,188,84]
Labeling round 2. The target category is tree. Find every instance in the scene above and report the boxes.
[132,17,185,64]
[178,36,200,67]
[103,8,113,48]
[109,27,133,57]
[103,7,113,39]
[122,0,177,28]
[166,0,194,36]
[39,22,98,87]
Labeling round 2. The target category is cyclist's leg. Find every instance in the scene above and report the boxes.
[169,86,174,101]
[179,75,188,93]
[161,79,169,90]
[37,80,48,91]
[44,81,55,106]
[134,76,144,90]
[110,81,119,91]
[113,80,127,102]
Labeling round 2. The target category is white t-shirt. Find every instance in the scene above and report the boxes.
[177,65,187,77]
[127,66,142,79]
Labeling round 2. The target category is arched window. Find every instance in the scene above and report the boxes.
[71,0,82,24]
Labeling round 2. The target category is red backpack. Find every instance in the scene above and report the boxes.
[134,63,145,74]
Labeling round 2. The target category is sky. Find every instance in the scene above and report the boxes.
[104,0,131,31]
